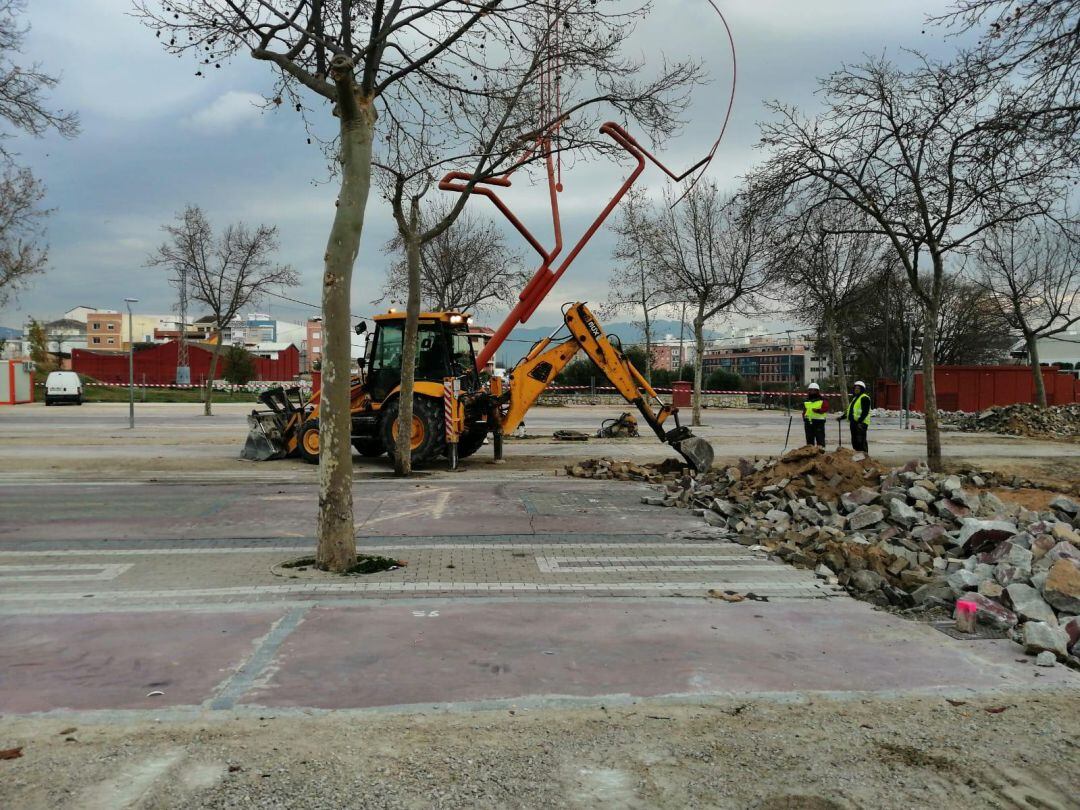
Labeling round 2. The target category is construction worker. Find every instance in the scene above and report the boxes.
[802,382,829,447]
[841,380,872,453]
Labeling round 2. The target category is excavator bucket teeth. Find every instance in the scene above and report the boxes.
[241,413,287,461]
[673,435,714,473]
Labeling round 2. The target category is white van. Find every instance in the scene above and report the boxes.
[44,371,83,406]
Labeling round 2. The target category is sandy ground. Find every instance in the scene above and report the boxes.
[2,402,1078,488]
[2,691,1078,809]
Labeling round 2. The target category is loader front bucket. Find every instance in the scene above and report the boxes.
[241,412,288,461]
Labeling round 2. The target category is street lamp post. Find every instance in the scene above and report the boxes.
[124,298,139,429]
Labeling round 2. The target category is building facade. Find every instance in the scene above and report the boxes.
[304,318,323,371]
[702,335,807,387]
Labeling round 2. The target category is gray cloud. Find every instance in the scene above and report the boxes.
[2,0,962,334]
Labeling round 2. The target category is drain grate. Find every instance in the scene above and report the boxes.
[931,621,1009,641]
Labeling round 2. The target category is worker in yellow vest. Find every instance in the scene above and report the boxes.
[841,380,872,453]
[802,382,829,447]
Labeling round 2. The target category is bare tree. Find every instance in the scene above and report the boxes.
[933,0,1080,142]
[147,206,298,415]
[648,180,775,426]
[757,53,1069,470]
[0,166,46,306]
[380,207,524,314]
[603,187,670,384]
[135,0,700,571]
[976,221,1080,406]
[773,198,890,406]
[0,0,77,304]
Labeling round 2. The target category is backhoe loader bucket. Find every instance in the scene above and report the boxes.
[672,434,714,473]
[241,411,288,461]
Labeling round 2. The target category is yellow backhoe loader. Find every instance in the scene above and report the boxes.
[242,302,713,472]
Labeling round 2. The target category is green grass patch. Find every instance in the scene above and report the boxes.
[82,386,258,404]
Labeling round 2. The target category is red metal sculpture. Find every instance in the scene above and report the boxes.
[439,2,737,372]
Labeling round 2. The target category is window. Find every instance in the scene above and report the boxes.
[92,337,100,344]
[312,346,320,354]
[312,331,321,340]
[107,323,115,330]
[92,322,101,330]
[107,338,115,345]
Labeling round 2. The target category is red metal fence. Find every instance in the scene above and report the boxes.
[73,341,299,385]
[875,365,1079,412]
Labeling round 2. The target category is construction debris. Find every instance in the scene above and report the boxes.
[598,412,640,438]
[569,446,1080,666]
[553,430,591,442]
[941,403,1080,441]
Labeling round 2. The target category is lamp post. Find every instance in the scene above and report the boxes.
[124,298,138,429]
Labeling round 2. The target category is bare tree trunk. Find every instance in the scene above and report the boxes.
[204,336,223,416]
[316,86,376,573]
[692,314,705,427]
[642,309,653,385]
[921,305,943,472]
[395,212,422,476]
[1025,331,1047,408]
[825,316,849,410]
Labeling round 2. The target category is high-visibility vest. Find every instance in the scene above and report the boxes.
[803,398,827,421]
[845,392,871,424]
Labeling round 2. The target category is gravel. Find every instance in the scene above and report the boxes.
[2,691,1079,809]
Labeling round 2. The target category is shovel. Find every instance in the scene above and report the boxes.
[241,413,286,461]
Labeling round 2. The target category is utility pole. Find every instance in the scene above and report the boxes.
[176,266,190,385]
[125,298,139,429]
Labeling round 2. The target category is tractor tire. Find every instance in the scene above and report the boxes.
[457,426,488,459]
[299,418,321,465]
[381,396,445,467]
[352,438,385,457]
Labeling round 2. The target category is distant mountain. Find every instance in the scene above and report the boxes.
[495,319,720,367]
[0,326,20,340]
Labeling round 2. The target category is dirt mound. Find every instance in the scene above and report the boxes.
[732,446,885,501]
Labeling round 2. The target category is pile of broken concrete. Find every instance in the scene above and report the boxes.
[940,402,1080,440]
[568,446,1080,666]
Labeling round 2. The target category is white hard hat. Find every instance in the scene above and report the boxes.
[808,382,820,391]
[854,380,866,389]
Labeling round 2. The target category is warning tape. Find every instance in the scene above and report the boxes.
[544,385,841,397]
[38,381,309,391]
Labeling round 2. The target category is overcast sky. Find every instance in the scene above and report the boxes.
[1,0,967,333]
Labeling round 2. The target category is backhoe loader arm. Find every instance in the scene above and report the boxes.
[498,302,714,471]
[563,303,675,442]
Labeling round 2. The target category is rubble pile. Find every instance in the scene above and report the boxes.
[569,447,1080,665]
[941,403,1080,440]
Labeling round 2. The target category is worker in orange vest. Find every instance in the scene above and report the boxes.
[802,382,829,447]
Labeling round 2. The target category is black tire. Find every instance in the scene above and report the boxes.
[380,396,446,466]
[457,425,488,459]
[299,418,321,465]
[352,438,385,457]
[44,398,52,406]
[75,396,83,406]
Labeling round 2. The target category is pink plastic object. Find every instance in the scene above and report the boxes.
[955,599,978,634]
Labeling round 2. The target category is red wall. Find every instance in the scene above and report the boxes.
[875,365,1079,411]
[73,341,300,385]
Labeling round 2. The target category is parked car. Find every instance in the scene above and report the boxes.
[44,371,83,406]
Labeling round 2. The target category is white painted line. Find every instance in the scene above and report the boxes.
[535,555,768,573]
[0,543,763,558]
[0,580,837,601]
[431,491,451,520]
[0,563,133,582]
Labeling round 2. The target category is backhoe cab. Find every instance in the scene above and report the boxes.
[242,302,713,472]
